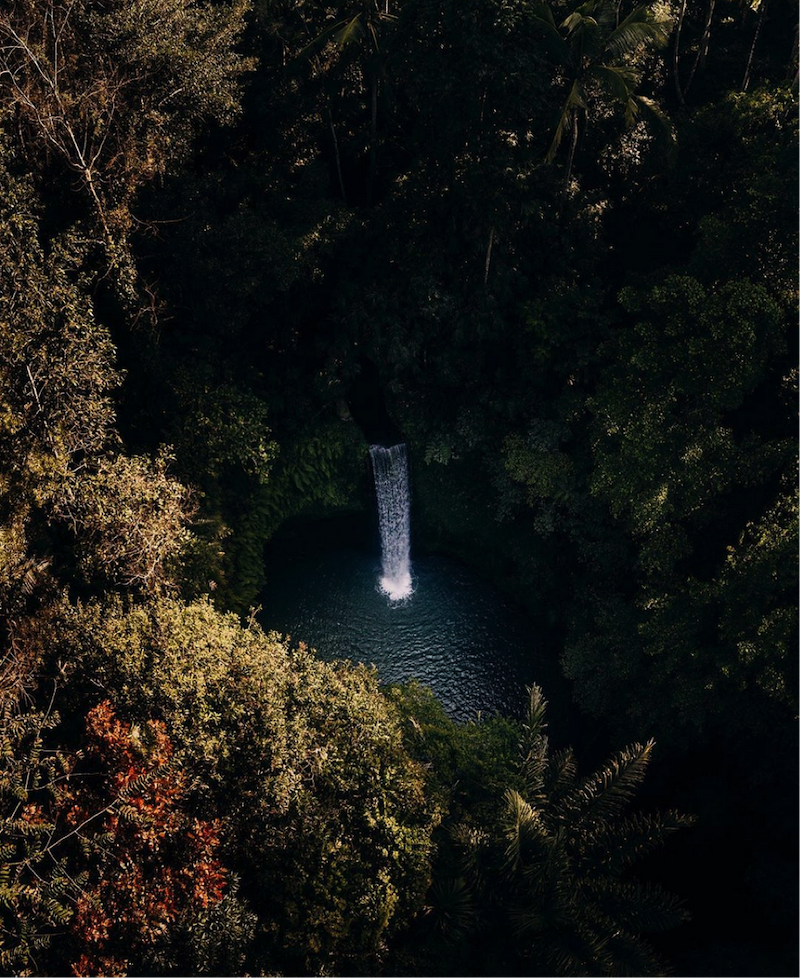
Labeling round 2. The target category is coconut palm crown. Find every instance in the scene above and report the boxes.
[533,0,673,182]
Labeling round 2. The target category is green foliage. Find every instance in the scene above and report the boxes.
[590,274,784,537]
[712,472,798,707]
[387,681,522,822]
[553,270,798,747]
[0,702,78,975]
[0,0,794,973]
[0,151,202,607]
[55,451,195,592]
[153,874,257,977]
[0,153,122,618]
[0,165,119,513]
[504,425,577,512]
[172,369,278,485]
[680,87,798,296]
[52,594,436,974]
[533,0,672,176]
[0,0,254,241]
[449,687,694,976]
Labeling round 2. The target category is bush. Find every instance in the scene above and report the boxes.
[0,695,246,976]
[52,595,436,974]
[55,452,195,592]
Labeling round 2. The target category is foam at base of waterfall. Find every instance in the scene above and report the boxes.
[370,443,413,603]
[379,570,413,602]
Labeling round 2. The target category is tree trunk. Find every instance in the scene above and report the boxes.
[684,0,717,98]
[327,109,347,204]
[564,112,579,193]
[673,0,688,105]
[367,74,377,206]
[742,0,769,91]
[484,227,495,286]
[787,21,798,83]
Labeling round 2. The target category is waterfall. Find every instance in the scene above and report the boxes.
[369,443,413,601]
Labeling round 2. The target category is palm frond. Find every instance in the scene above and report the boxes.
[532,1,559,29]
[530,4,573,65]
[295,19,346,60]
[604,6,670,62]
[450,822,491,889]
[593,0,619,30]
[295,15,362,61]
[582,808,696,874]
[424,876,475,941]
[545,746,578,801]
[590,63,640,103]
[636,94,676,143]
[546,80,587,161]
[555,739,655,827]
[20,558,51,596]
[561,10,586,33]
[538,915,617,976]
[601,929,671,977]
[332,14,366,49]
[519,684,549,797]
[508,902,550,935]
[502,788,552,875]
[564,14,605,63]
[584,877,691,934]
[625,95,640,126]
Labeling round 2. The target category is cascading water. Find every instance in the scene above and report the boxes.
[369,443,413,601]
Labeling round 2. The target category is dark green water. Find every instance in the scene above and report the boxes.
[258,542,543,721]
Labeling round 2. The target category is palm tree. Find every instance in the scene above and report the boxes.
[454,686,694,976]
[298,0,396,205]
[532,0,672,188]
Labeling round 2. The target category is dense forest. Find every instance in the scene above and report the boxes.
[0,0,796,974]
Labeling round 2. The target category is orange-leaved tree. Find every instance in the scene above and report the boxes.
[0,697,236,976]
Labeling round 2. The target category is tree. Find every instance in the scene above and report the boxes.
[55,452,195,592]
[0,701,76,974]
[589,276,785,542]
[0,0,254,247]
[0,148,200,609]
[710,472,797,710]
[49,595,437,975]
[552,270,796,748]
[680,87,798,296]
[447,686,694,976]
[0,152,119,621]
[0,162,118,506]
[296,0,398,205]
[0,693,245,976]
[532,0,671,186]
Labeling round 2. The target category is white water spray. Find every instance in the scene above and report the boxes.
[370,443,413,601]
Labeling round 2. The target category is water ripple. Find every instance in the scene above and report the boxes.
[259,548,541,722]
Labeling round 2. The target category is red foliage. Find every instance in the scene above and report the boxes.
[63,701,226,976]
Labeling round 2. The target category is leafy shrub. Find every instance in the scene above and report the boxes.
[0,694,242,976]
[61,701,230,976]
[52,595,436,974]
[387,680,522,823]
[55,452,195,592]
